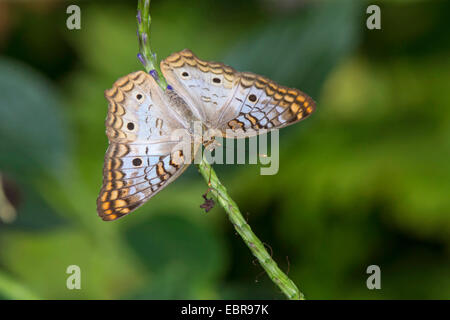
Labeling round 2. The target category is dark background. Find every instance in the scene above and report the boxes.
[0,0,449,299]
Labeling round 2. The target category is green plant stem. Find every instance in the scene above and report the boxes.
[198,154,304,300]
[136,0,304,300]
[137,0,167,89]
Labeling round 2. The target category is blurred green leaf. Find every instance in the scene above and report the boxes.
[0,58,70,177]
[125,214,225,298]
[0,229,144,299]
[0,271,39,300]
[0,58,71,231]
[0,175,67,231]
[225,0,363,97]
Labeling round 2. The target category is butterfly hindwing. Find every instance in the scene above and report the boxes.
[97,143,190,221]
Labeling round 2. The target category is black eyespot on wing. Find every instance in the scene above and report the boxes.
[213,77,221,84]
[136,94,143,100]
[182,71,189,77]
[249,94,257,102]
[127,122,135,130]
[132,158,142,166]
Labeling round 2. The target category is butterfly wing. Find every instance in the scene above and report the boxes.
[98,144,190,221]
[97,71,194,221]
[161,49,240,129]
[160,49,315,138]
[216,72,315,137]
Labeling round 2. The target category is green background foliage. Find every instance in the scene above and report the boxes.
[0,0,449,299]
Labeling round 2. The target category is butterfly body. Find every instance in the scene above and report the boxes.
[97,49,315,221]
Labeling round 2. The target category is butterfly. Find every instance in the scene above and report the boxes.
[97,49,315,221]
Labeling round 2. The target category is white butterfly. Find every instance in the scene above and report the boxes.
[97,49,315,221]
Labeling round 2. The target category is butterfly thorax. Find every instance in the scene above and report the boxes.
[165,89,201,134]
[165,86,219,148]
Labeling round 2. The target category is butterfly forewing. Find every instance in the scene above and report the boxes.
[161,50,239,128]
[97,71,193,221]
[160,49,316,138]
[218,73,315,137]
